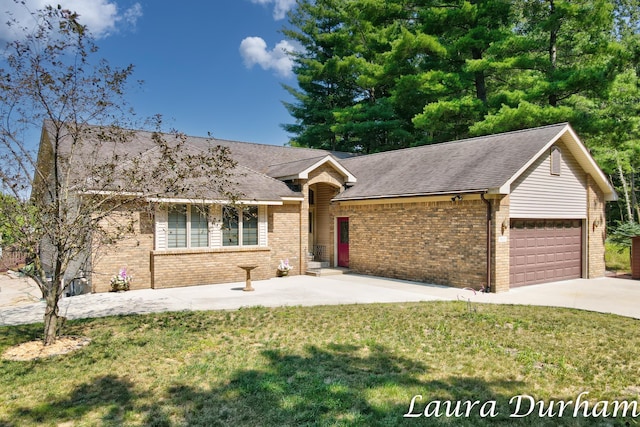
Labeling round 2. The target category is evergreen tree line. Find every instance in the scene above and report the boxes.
[281,0,640,225]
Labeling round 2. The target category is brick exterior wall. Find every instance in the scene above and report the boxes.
[332,199,488,289]
[151,247,271,288]
[86,168,607,293]
[492,196,510,293]
[90,202,304,292]
[91,208,154,293]
[586,175,606,278]
[268,202,303,275]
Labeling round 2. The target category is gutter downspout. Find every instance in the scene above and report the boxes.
[480,193,492,293]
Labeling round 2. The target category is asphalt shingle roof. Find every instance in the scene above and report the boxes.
[334,123,569,200]
[45,122,317,201]
[47,121,608,203]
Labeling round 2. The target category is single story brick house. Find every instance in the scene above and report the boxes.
[36,122,616,293]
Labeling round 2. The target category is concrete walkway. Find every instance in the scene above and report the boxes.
[0,272,639,326]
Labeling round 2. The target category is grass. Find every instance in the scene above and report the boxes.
[1,302,639,426]
[605,241,631,273]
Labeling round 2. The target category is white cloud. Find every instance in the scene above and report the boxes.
[122,2,143,27]
[240,36,297,78]
[250,0,296,20]
[0,0,143,42]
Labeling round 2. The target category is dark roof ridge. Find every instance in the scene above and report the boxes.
[344,122,569,161]
[183,133,348,157]
[266,154,334,169]
[52,120,332,154]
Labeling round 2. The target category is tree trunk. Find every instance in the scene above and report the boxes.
[42,271,64,346]
[43,291,60,345]
[548,0,559,107]
[472,47,487,104]
[632,171,639,223]
[617,154,633,222]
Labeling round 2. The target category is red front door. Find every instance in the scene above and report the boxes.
[337,217,349,267]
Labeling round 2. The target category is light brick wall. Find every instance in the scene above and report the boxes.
[586,175,606,278]
[151,248,271,288]
[332,199,487,289]
[90,202,304,292]
[91,207,154,293]
[299,183,309,272]
[492,196,510,293]
[267,202,303,275]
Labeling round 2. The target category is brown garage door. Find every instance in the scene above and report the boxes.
[510,219,582,287]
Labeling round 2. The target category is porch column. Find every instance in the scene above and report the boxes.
[586,175,606,278]
[300,180,309,274]
[492,195,510,292]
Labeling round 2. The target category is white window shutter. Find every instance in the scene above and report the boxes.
[155,206,168,250]
[210,205,223,248]
[258,205,268,247]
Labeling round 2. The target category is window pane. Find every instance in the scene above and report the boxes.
[190,205,208,247]
[339,220,349,244]
[223,207,238,246]
[243,206,258,246]
[168,205,187,248]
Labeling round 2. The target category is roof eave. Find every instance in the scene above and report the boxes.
[79,190,291,205]
[333,189,491,203]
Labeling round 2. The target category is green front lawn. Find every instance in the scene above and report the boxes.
[1,302,639,426]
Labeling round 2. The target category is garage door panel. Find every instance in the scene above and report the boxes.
[510,219,582,287]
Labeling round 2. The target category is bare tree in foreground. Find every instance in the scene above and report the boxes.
[0,5,238,345]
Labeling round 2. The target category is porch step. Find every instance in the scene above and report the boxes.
[306,267,350,277]
[307,261,330,269]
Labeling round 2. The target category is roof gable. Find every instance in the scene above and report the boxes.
[499,125,616,201]
[266,155,357,183]
[334,123,616,202]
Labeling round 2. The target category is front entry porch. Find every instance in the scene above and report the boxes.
[306,182,350,276]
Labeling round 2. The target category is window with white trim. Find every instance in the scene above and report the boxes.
[157,204,267,250]
[167,204,209,248]
[223,205,258,247]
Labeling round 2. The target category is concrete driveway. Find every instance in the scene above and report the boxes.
[0,272,638,326]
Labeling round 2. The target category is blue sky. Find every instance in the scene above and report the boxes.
[1,0,300,146]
